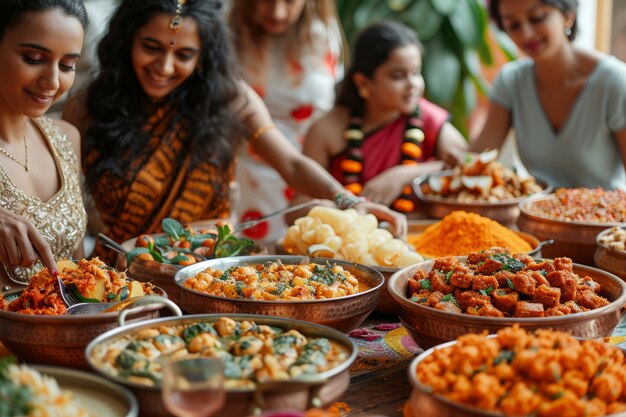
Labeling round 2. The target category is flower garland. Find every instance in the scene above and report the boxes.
[340,107,425,213]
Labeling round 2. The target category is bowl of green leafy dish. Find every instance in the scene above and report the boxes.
[117,218,266,305]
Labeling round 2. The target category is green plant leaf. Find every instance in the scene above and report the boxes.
[491,24,519,60]
[388,0,413,12]
[429,0,459,15]
[400,1,443,41]
[448,0,481,47]
[423,36,460,105]
[162,218,185,240]
[127,247,150,265]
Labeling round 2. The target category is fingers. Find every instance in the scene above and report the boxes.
[27,226,57,274]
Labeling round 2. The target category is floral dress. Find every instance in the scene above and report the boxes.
[234,19,343,242]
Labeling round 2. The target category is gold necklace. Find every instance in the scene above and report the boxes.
[0,128,29,172]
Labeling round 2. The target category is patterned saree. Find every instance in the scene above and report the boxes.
[84,105,232,264]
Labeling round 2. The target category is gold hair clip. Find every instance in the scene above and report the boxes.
[169,0,187,34]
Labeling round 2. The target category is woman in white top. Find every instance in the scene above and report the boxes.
[472,0,626,189]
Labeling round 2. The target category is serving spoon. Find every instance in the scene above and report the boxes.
[65,294,182,315]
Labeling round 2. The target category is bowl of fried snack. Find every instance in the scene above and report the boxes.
[387,247,626,349]
[407,326,626,417]
[0,258,168,368]
[413,150,550,227]
[518,188,626,265]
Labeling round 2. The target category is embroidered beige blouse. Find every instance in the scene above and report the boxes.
[0,117,87,284]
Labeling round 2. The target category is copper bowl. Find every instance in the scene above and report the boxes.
[0,287,169,369]
[518,197,623,266]
[85,314,357,417]
[412,172,552,227]
[595,226,626,281]
[387,257,626,350]
[405,337,626,417]
[117,231,267,305]
[174,255,383,332]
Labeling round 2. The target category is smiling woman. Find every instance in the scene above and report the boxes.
[0,0,88,292]
[63,0,407,265]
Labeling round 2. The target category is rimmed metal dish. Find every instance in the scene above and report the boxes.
[387,257,626,350]
[595,225,626,281]
[33,365,139,417]
[0,286,168,368]
[412,171,552,227]
[405,337,626,417]
[518,197,623,266]
[85,314,358,417]
[174,255,383,332]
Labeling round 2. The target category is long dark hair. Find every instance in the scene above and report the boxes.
[84,0,241,187]
[335,20,420,114]
[1,0,89,40]
[489,0,578,41]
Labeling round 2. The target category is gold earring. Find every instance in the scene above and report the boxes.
[359,88,370,99]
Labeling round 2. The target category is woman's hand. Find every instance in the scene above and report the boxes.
[0,206,57,273]
[353,201,408,239]
[361,166,413,206]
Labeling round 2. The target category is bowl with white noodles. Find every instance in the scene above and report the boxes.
[1,360,138,417]
[278,206,425,314]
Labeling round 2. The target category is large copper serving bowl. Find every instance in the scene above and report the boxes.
[117,231,267,305]
[0,287,168,369]
[85,314,357,417]
[595,226,626,281]
[174,255,383,332]
[405,337,626,417]
[387,257,626,350]
[518,197,623,266]
[412,171,552,227]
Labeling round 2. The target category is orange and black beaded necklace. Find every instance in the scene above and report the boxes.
[339,107,425,213]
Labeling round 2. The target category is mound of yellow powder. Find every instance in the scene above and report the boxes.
[408,211,532,257]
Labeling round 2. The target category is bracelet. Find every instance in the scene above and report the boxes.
[334,190,365,210]
[249,124,277,146]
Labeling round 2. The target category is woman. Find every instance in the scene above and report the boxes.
[0,0,88,290]
[473,0,626,189]
[229,0,342,242]
[303,21,468,213]
[63,0,405,264]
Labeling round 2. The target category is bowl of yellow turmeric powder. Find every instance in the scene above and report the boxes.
[406,211,551,259]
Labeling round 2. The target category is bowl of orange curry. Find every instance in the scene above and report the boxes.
[174,255,384,332]
[0,258,168,368]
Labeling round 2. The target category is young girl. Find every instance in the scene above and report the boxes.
[63,0,405,264]
[229,0,342,242]
[473,0,626,189]
[303,20,468,213]
[0,0,88,290]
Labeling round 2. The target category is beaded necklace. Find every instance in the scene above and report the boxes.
[340,107,425,213]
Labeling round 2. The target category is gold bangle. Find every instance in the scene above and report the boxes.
[249,124,276,146]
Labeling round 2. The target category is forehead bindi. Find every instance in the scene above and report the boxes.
[136,13,200,49]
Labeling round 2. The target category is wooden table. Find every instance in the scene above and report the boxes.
[344,366,411,417]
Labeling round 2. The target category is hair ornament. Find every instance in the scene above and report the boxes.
[169,0,187,34]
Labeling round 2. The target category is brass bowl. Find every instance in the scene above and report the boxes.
[405,338,626,417]
[85,314,357,417]
[33,365,139,417]
[117,232,267,305]
[0,286,168,369]
[595,226,626,281]
[174,255,383,332]
[387,257,626,349]
[412,171,552,227]
[518,197,623,266]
